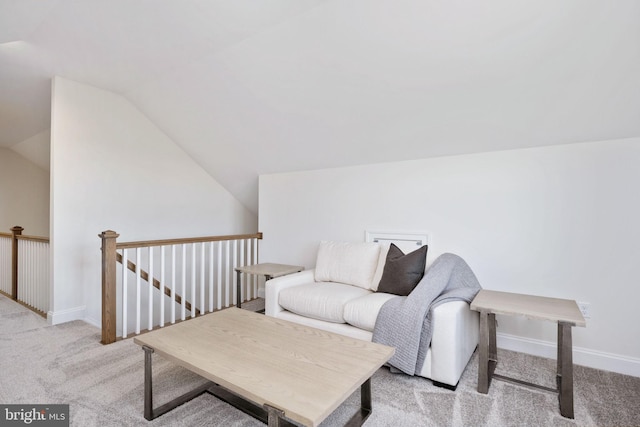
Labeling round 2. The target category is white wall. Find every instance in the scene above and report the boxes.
[50,76,257,326]
[259,138,640,376]
[0,147,49,236]
[11,130,51,172]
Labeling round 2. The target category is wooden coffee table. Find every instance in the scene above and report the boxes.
[134,307,394,426]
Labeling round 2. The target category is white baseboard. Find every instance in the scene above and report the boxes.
[83,315,100,329]
[497,332,640,378]
[47,305,86,325]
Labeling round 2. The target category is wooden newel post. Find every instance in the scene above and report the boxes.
[10,226,24,301]
[100,230,119,344]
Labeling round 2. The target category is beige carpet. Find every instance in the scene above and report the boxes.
[1,295,639,427]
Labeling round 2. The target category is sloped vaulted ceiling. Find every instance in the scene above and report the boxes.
[1,0,639,214]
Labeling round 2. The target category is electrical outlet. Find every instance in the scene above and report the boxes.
[577,302,591,319]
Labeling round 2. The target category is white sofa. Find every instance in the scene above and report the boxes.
[265,241,479,388]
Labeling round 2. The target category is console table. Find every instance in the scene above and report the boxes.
[235,263,304,309]
[470,290,586,419]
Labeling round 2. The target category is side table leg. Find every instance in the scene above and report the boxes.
[478,311,489,393]
[478,311,497,394]
[236,270,242,308]
[143,346,154,421]
[489,313,497,364]
[558,322,574,418]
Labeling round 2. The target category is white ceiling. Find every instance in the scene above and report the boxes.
[1,0,639,214]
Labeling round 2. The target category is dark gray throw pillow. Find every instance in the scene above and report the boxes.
[376,243,428,296]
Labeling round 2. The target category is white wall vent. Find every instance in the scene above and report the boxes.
[364,231,429,254]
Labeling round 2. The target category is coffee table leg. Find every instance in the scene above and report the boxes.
[144,346,154,421]
[142,346,214,421]
[341,378,372,427]
[361,377,371,413]
[264,404,285,427]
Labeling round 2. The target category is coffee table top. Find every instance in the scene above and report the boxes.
[134,308,394,426]
[471,289,586,327]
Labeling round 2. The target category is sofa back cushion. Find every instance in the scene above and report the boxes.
[314,241,381,290]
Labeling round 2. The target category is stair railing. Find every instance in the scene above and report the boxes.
[0,226,50,317]
[99,230,262,344]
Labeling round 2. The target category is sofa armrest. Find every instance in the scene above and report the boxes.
[265,269,316,317]
[428,300,479,386]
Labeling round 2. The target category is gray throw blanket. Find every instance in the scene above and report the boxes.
[372,253,482,375]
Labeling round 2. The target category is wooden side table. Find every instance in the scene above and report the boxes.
[235,263,304,309]
[470,290,586,419]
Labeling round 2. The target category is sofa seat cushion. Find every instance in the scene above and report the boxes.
[343,292,398,331]
[279,282,371,323]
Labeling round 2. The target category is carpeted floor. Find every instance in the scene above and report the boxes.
[1,295,639,427]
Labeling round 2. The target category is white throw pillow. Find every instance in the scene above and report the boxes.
[314,241,381,290]
[370,243,390,291]
[343,292,397,331]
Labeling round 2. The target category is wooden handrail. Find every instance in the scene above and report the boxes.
[16,234,50,243]
[0,232,11,238]
[100,230,263,344]
[116,252,200,316]
[115,232,262,249]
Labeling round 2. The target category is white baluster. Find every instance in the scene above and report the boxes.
[209,241,214,312]
[32,242,36,308]
[148,246,154,331]
[29,242,33,308]
[29,242,34,308]
[122,249,128,339]
[28,242,32,307]
[181,244,186,321]
[217,241,222,310]
[34,243,39,310]
[232,240,238,306]
[17,241,21,302]
[135,248,141,335]
[224,240,230,308]
[171,245,176,324]
[18,242,23,303]
[160,246,165,328]
[33,243,38,309]
[19,242,24,304]
[38,243,42,311]
[239,239,245,303]
[252,238,258,297]
[191,243,197,318]
[200,242,205,315]
[26,242,30,305]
